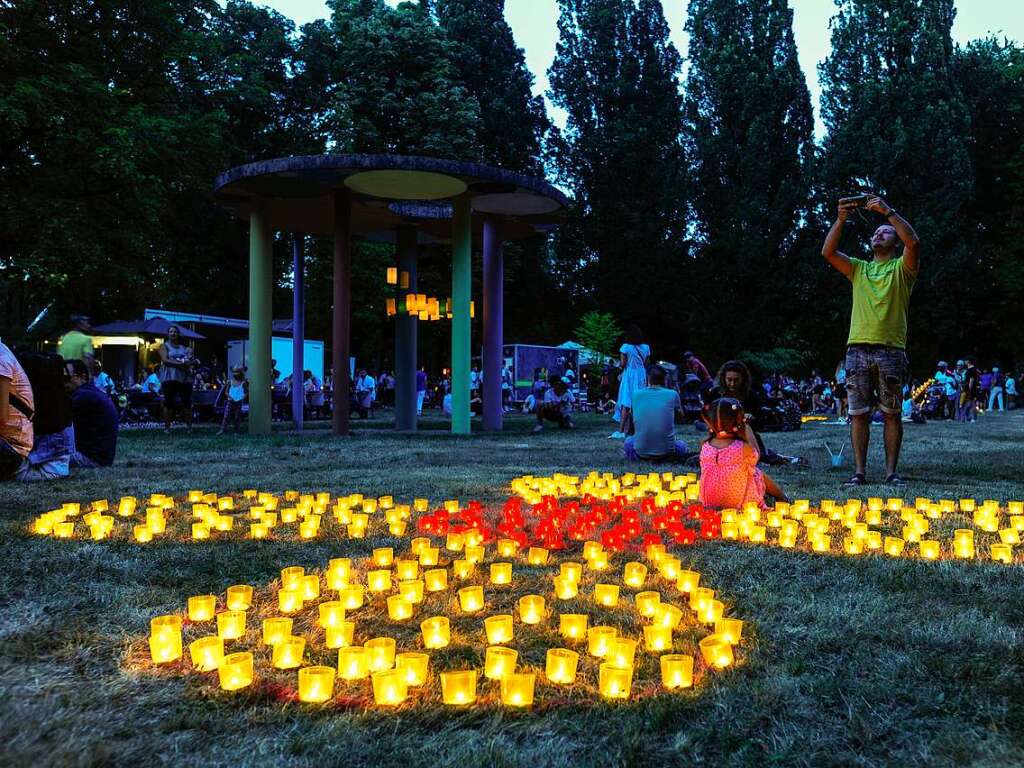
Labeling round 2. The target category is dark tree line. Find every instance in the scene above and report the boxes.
[1,0,1021,373]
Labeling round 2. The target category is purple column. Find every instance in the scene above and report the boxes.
[482,216,503,431]
[291,233,305,430]
[332,190,351,436]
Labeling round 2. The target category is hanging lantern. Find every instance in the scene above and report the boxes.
[386,267,398,285]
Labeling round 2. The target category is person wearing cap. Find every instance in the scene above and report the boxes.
[822,194,920,486]
[58,315,95,373]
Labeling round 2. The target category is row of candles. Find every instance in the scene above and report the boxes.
[144,530,744,707]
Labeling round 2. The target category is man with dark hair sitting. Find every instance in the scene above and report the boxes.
[624,365,691,462]
[65,358,118,467]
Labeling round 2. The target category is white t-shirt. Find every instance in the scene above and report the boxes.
[0,342,34,457]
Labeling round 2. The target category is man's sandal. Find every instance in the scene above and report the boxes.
[842,473,867,487]
[885,474,906,486]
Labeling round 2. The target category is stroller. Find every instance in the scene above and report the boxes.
[677,374,704,424]
[121,390,161,424]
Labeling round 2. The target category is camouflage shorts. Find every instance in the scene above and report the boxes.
[844,345,908,416]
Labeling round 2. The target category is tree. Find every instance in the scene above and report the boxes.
[574,310,622,358]
[683,0,814,355]
[548,0,687,356]
[435,0,548,173]
[818,0,975,365]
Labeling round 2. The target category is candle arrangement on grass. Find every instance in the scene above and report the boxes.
[131,503,749,709]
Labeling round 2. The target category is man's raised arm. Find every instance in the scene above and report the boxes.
[822,201,858,279]
[868,197,920,272]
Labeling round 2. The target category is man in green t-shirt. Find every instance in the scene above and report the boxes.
[57,315,95,374]
[822,195,920,486]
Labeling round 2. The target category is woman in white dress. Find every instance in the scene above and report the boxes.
[610,325,650,439]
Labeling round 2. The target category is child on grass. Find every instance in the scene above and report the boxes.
[699,397,789,509]
[533,375,575,432]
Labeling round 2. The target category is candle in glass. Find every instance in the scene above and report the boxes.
[918,540,940,560]
[367,569,392,594]
[559,613,588,641]
[424,568,448,592]
[278,587,303,614]
[372,669,408,705]
[188,595,217,622]
[218,652,254,690]
[395,652,429,687]
[699,634,734,669]
[490,562,513,585]
[262,617,292,645]
[272,636,305,669]
[553,576,578,600]
[622,562,647,588]
[387,595,413,621]
[660,654,694,689]
[421,616,451,649]
[588,626,617,657]
[484,646,518,680]
[337,646,370,680]
[188,636,224,672]
[364,637,396,672]
[715,618,744,645]
[484,614,514,644]
[339,585,365,610]
[608,638,637,669]
[518,595,545,625]
[644,625,672,652]
[458,586,484,612]
[527,547,549,565]
[500,672,536,707]
[298,665,336,703]
[598,663,633,699]
[560,562,583,583]
[326,621,356,650]
[440,670,477,705]
[545,648,579,684]
[635,591,660,618]
[216,610,246,641]
[676,570,700,594]
[595,584,620,607]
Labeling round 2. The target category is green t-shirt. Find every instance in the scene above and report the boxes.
[58,330,94,362]
[847,256,917,349]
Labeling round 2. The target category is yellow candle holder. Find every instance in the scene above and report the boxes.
[464,545,485,564]
[262,617,292,645]
[918,540,940,560]
[278,587,303,614]
[623,562,647,588]
[424,569,448,592]
[187,595,217,622]
[440,670,477,705]
[608,637,637,669]
[527,547,549,565]
[484,646,518,680]
[216,610,246,641]
[218,652,254,690]
[588,625,617,657]
[676,570,701,594]
[188,636,224,672]
[387,595,414,621]
[553,576,578,600]
[396,579,423,605]
[658,556,681,580]
[458,586,484,613]
[644,625,672,652]
[446,532,465,552]
[518,595,545,625]
[484,614,514,644]
[325,621,356,649]
[560,562,583,583]
[559,613,589,641]
[339,585,365,610]
[991,543,1013,564]
[372,668,408,705]
[395,559,419,581]
[635,591,661,618]
[699,634,734,669]
[452,559,474,580]
[698,599,724,625]
[395,652,429,687]
[133,525,153,543]
[149,628,182,664]
[298,665,336,703]
[583,541,603,560]
[660,654,694,689]
[490,562,513,585]
[337,646,370,680]
[280,566,304,590]
[271,636,305,669]
[598,662,633,699]
[372,547,394,567]
[367,569,392,594]
[419,547,440,566]
[500,672,536,707]
[883,536,905,557]
[715,618,744,645]
[421,616,451,649]
[365,637,397,672]
[192,523,210,540]
[595,583,620,607]
[545,648,579,684]
[497,538,519,558]
[653,603,683,630]
[318,601,346,629]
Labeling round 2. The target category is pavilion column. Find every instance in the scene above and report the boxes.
[482,216,503,431]
[291,233,305,431]
[248,205,273,436]
[450,196,472,435]
[332,189,351,436]
[394,226,418,431]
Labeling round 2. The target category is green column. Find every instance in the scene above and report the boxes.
[248,205,272,435]
[451,196,472,435]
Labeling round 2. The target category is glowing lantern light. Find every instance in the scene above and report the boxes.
[458,586,484,613]
[484,614,514,644]
[262,617,292,646]
[599,663,633,699]
[395,560,419,581]
[545,648,579,684]
[623,562,647,588]
[386,266,398,285]
[490,562,513,585]
[608,637,637,669]
[421,616,451,649]
[954,529,975,559]
[676,570,700,594]
[501,672,536,707]
[635,591,661,618]
[419,547,440,566]
[367,569,392,594]
[149,621,182,664]
[337,646,370,680]
[699,635,734,669]
[653,603,683,630]
[188,595,217,622]
[484,646,518,680]
[452,559,474,580]
[992,543,1013,564]
[715,618,744,645]
[387,595,413,621]
[588,626,617,658]
[424,569,448,592]
[395,652,429,687]
[298,665,336,704]
[527,547,549,565]
[226,585,253,611]
[560,562,583,583]
[559,613,588,641]
[373,547,394,567]
[553,576,578,600]
[365,637,396,672]
[918,540,940,560]
[497,539,519,558]
[660,654,694,689]
[372,669,408,705]
[219,652,254,690]
[326,622,355,650]
[272,636,305,669]
[339,585,365,610]
[518,595,545,624]
[399,579,425,604]
[280,566,304,590]
[216,610,246,641]
[278,587,303,614]
[698,599,725,625]
[595,583,620,607]
[440,670,477,705]
[189,636,224,672]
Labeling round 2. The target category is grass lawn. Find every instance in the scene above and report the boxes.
[1,411,1023,767]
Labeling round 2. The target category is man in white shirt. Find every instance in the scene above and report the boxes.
[0,341,34,480]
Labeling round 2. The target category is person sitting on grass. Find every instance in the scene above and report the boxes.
[698,398,789,510]
[65,358,118,468]
[623,365,691,462]
[533,374,575,432]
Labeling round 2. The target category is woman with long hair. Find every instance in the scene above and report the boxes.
[610,324,649,439]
